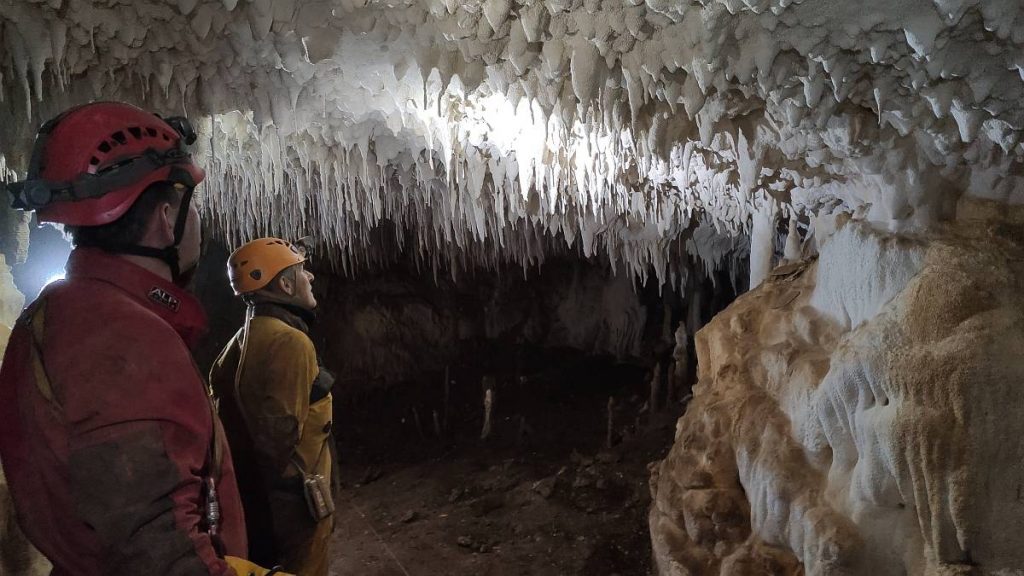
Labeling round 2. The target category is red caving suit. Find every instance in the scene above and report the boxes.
[0,247,246,575]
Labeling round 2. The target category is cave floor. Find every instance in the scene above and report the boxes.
[327,405,678,576]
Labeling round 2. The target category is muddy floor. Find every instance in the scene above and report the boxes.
[327,351,684,576]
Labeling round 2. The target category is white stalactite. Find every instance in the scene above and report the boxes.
[0,0,1019,282]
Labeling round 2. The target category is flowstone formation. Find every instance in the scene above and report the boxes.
[650,208,1024,575]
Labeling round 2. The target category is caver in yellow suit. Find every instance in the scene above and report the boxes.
[210,238,335,576]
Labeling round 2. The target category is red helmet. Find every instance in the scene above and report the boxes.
[7,102,205,226]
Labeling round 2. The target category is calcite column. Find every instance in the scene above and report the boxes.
[748,195,777,290]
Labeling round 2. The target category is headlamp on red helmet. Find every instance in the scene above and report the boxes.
[2,102,205,227]
[2,102,207,285]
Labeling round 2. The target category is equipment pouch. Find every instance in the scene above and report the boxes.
[290,409,334,522]
[302,472,335,521]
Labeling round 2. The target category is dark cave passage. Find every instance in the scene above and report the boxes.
[187,235,743,576]
[334,347,649,466]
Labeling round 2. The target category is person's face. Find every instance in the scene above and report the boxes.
[292,263,317,310]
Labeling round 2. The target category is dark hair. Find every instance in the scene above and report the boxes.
[65,181,182,248]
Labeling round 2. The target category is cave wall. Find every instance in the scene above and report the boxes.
[650,206,1024,575]
[313,255,655,392]
[0,202,49,576]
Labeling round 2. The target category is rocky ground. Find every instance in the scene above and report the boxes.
[327,351,683,576]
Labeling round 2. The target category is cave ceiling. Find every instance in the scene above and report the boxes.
[0,0,1022,282]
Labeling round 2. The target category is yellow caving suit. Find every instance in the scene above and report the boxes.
[210,303,334,576]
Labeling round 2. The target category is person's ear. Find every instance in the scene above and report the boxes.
[277,273,296,296]
[151,201,177,247]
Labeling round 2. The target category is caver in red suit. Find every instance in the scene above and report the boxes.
[0,248,247,574]
[0,102,255,575]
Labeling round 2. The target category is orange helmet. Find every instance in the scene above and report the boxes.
[227,237,305,295]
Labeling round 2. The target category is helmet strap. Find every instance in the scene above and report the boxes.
[99,185,195,285]
[169,184,195,283]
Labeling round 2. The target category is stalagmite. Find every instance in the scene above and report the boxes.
[748,196,777,289]
[671,323,689,396]
[412,407,426,440]
[783,214,802,263]
[517,416,531,447]
[432,410,442,439]
[443,368,451,431]
[480,387,494,441]
[648,362,662,415]
[606,396,615,449]
[665,364,675,406]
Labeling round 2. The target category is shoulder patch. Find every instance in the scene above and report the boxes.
[148,287,180,312]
